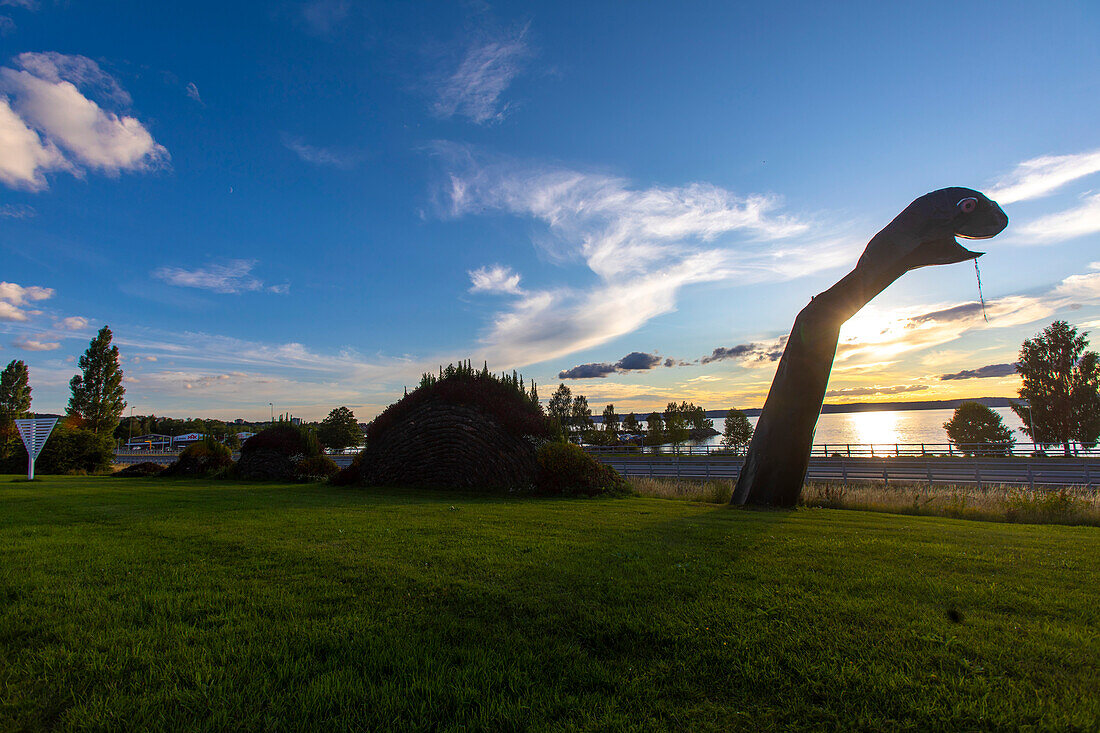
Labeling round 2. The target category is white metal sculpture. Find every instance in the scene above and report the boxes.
[14,417,58,480]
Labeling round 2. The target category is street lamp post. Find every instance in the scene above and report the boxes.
[269,403,274,424]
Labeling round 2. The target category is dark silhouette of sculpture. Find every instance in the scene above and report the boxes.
[732,187,1008,507]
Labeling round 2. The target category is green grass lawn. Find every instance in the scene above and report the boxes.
[2,476,1097,731]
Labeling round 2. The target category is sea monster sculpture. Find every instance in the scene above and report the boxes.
[731,187,1008,507]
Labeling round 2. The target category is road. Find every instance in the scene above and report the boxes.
[112,451,1100,488]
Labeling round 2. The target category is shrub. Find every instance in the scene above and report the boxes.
[237,423,322,481]
[114,461,165,477]
[368,371,548,446]
[536,442,629,497]
[295,455,339,482]
[239,423,319,460]
[162,440,233,477]
[331,453,363,486]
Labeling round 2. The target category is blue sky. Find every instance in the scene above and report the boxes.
[2,0,1099,420]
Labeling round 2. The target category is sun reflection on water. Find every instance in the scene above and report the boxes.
[848,410,902,446]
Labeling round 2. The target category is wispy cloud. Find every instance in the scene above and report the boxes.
[468,264,523,295]
[0,15,14,34]
[1013,192,1100,245]
[987,148,1100,204]
[282,134,361,168]
[940,363,1019,381]
[0,52,167,190]
[441,146,841,368]
[0,0,38,9]
[432,25,531,124]
[0,203,35,218]
[825,384,928,398]
[185,82,202,104]
[53,315,88,330]
[153,260,266,294]
[13,335,59,351]
[301,0,349,36]
[700,339,786,365]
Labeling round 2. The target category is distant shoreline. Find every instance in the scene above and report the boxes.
[594,398,1018,422]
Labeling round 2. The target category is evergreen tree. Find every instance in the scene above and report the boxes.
[0,359,32,428]
[621,412,640,434]
[944,402,1015,456]
[721,408,753,452]
[67,326,126,434]
[317,406,362,452]
[1011,321,1100,453]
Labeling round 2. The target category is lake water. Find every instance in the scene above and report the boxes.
[640,407,1029,449]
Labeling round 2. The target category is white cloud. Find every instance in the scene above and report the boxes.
[468,265,523,295]
[1013,192,1100,245]
[0,15,14,34]
[282,134,360,168]
[185,82,202,104]
[13,52,132,106]
[0,280,53,305]
[54,315,88,330]
[988,148,1100,204]
[0,1,37,9]
[153,260,265,294]
[0,302,27,321]
[439,148,847,367]
[13,335,58,350]
[0,52,167,190]
[433,25,530,124]
[0,97,70,190]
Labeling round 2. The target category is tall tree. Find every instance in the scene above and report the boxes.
[1011,321,1100,454]
[0,359,32,428]
[664,402,689,448]
[317,406,362,452]
[548,384,572,434]
[944,402,1015,456]
[645,412,664,446]
[601,403,619,439]
[571,395,594,440]
[67,325,126,434]
[621,412,640,434]
[721,408,753,452]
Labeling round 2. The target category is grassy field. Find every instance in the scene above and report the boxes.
[2,476,1098,731]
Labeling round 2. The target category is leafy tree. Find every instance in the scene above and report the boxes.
[721,408,753,452]
[685,402,712,431]
[1011,321,1100,454]
[645,412,664,446]
[601,404,619,440]
[67,326,126,434]
[548,384,572,435]
[571,395,595,441]
[317,406,362,452]
[0,359,32,429]
[621,412,640,434]
[944,402,1015,456]
[664,402,689,448]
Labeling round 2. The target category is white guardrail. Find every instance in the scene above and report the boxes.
[113,447,1100,488]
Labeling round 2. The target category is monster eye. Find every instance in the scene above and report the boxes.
[957,197,978,214]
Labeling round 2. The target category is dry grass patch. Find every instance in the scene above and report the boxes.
[631,477,1100,526]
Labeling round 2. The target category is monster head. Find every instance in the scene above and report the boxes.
[857,187,1008,275]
